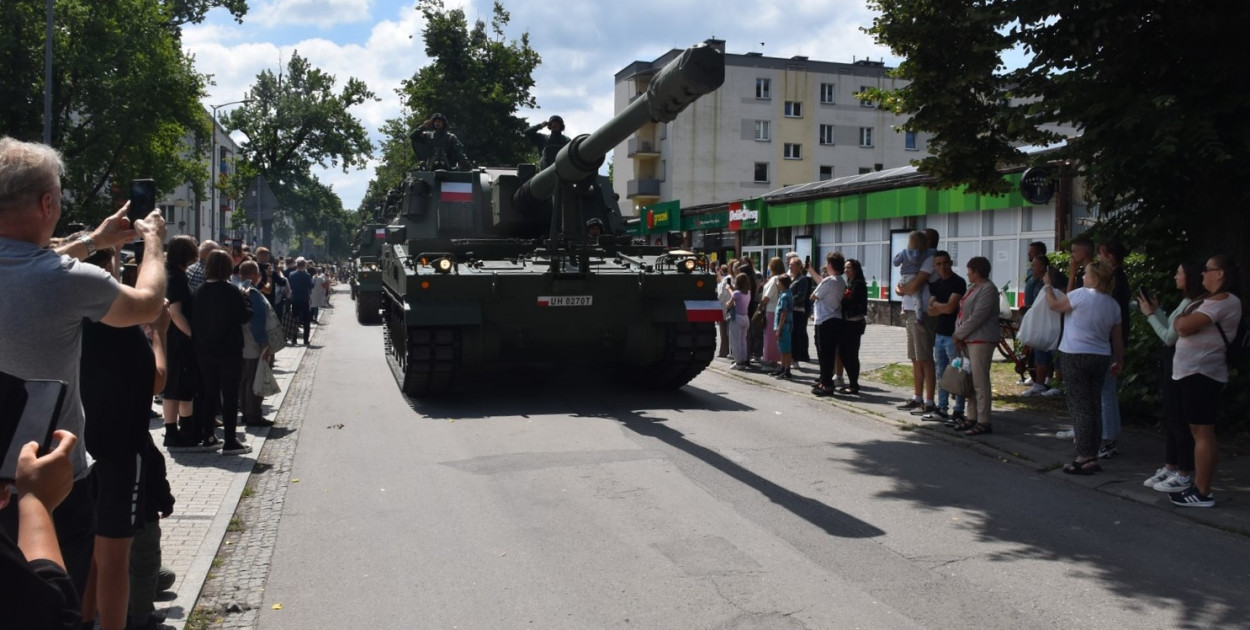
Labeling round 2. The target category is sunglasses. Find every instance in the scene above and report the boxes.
[1203,267,1223,274]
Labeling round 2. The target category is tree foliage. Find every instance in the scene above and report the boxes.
[1,0,212,224]
[222,51,376,239]
[864,0,1250,272]
[362,0,540,213]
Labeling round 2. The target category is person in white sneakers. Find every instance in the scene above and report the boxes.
[1138,262,1203,493]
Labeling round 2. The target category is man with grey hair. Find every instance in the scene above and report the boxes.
[0,136,168,596]
[186,238,218,293]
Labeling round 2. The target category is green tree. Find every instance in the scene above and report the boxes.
[2,0,211,223]
[864,0,1250,269]
[864,0,1250,427]
[365,0,541,209]
[222,51,377,236]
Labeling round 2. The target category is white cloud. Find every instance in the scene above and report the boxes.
[185,0,899,210]
[250,0,374,28]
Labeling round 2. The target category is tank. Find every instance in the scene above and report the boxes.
[380,43,726,397]
[350,216,388,324]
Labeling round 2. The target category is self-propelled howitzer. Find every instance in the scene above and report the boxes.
[379,43,726,397]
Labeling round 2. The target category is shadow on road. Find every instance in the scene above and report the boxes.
[838,436,1250,629]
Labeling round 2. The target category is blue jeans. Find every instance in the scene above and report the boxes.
[1101,368,1120,440]
[934,333,965,413]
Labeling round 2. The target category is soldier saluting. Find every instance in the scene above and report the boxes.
[526,115,569,170]
[409,112,468,170]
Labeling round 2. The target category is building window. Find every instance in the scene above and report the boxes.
[756,78,771,100]
[859,85,874,107]
[859,167,872,174]
[859,127,874,147]
[820,83,835,104]
[819,165,833,181]
[784,101,803,118]
[784,143,802,160]
[819,124,834,145]
[659,159,666,182]
[904,131,917,150]
[754,120,770,141]
[659,122,667,140]
[754,162,769,183]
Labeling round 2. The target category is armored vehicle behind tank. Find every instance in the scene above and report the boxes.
[379,44,726,398]
[349,219,388,324]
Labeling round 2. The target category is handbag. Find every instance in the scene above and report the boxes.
[253,360,281,398]
[263,297,288,353]
[1017,288,1064,351]
[939,356,975,398]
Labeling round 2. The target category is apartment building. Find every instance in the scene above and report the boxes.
[157,110,243,243]
[612,39,923,217]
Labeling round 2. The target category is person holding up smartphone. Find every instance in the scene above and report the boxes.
[1,138,168,598]
[0,431,82,630]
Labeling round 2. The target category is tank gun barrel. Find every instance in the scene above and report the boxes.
[516,44,724,207]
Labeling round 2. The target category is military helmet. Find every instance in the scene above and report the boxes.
[431,112,447,122]
[586,218,604,229]
[547,115,564,126]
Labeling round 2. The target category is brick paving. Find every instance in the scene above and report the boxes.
[149,302,327,629]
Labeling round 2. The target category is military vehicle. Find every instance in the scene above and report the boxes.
[379,43,726,397]
[349,220,387,324]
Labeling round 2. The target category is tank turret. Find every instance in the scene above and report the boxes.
[376,43,726,398]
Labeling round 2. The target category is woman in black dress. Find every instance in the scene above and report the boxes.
[192,250,254,455]
[161,236,201,449]
[839,259,869,394]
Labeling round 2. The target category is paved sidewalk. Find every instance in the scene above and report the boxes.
[713,323,1250,535]
[150,315,323,629]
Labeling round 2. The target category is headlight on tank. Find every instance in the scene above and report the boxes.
[435,257,453,274]
[679,258,697,273]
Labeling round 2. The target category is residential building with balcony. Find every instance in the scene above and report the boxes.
[157,109,241,243]
[611,39,924,217]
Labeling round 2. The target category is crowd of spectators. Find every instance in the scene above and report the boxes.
[0,137,330,628]
[714,225,1241,508]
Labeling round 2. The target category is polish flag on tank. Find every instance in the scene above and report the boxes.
[374,228,385,239]
[440,182,473,203]
[684,300,724,323]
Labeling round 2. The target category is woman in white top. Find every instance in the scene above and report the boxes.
[1045,259,1123,475]
[310,267,328,323]
[1168,254,1242,508]
[1137,262,1203,492]
[756,257,785,370]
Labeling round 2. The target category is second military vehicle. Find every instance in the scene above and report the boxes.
[349,221,387,324]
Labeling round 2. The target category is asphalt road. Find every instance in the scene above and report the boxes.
[255,310,1250,630]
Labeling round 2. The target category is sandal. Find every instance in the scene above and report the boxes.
[1061,459,1102,475]
[840,386,859,395]
[963,423,993,436]
[951,419,978,432]
[811,385,834,397]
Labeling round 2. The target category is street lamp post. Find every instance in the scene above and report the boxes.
[209,99,253,242]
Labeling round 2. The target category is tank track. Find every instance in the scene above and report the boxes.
[356,291,382,324]
[383,301,460,398]
[646,322,716,390]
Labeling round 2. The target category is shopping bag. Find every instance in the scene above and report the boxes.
[1017,289,1065,351]
[938,360,974,397]
[253,360,281,398]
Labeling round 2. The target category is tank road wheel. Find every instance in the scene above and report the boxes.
[645,322,716,390]
[356,291,382,324]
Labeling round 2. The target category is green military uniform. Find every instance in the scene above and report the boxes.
[409,114,468,170]
[525,115,569,170]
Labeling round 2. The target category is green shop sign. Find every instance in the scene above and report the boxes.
[643,200,681,232]
[686,211,728,230]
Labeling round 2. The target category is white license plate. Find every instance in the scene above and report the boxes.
[538,295,593,307]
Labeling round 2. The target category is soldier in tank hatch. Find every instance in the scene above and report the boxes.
[526,115,569,170]
[409,113,468,170]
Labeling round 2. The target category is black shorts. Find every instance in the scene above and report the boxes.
[92,453,145,539]
[162,349,198,401]
[1177,373,1223,426]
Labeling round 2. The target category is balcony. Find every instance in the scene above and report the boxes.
[627,137,660,158]
[627,178,662,199]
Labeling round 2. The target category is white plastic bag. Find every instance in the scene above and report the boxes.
[253,360,281,398]
[1017,288,1065,351]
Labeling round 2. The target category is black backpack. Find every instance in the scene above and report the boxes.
[1215,314,1250,368]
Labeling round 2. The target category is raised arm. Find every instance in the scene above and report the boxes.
[100,210,167,328]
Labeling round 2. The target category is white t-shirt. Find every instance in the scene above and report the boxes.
[900,251,935,313]
[1057,288,1120,356]
[762,275,781,304]
[1174,294,1242,383]
[812,274,846,325]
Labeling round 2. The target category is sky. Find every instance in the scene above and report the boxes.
[184,0,900,212]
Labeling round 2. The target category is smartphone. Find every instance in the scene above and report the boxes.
[1138,286,1152,302]
[128,179,156,225]
[0,372,67,482]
